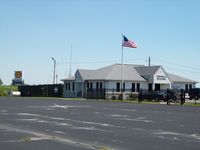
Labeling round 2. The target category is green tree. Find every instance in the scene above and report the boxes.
[0,78,3,85]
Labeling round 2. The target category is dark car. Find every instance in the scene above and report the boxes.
[141,91,164,101]
[189,88,200,100]
[141,90,177,101]
[162,90,177,101]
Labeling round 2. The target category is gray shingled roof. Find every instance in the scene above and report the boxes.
[134,66,160,76]
[167,73,197,83]
[61,76,75,81]
[78,64,146,81]
[78,69,95,80]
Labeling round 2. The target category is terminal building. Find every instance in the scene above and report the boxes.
[62,64,197,99]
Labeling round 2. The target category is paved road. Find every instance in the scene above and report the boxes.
[0,97,200,150]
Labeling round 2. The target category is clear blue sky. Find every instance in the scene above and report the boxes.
[1,0,200,86]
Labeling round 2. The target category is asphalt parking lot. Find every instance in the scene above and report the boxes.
[0,97,200,150]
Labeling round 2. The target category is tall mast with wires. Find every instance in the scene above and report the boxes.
[69,44,72,77]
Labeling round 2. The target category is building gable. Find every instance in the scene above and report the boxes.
[75,70,84,82]
[154,67,171,84]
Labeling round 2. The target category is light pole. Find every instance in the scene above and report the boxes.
[51,57,56,84]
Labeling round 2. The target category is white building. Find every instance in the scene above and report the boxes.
[62,64,197,99]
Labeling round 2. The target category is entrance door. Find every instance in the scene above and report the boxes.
[148,84,152,91]
[155,84,160,91]
[116,83,120,92]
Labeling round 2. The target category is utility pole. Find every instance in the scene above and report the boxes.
[148,56,151,67]
[51,57,56,84]
[69,44,72,77]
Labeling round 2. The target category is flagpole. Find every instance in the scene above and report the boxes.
[120,34,137,100]
[121,34,124,100]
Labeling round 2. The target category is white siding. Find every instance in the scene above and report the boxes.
[106,81,147,90]
[171,83,195,90]
[140,82,148,90]
[160,84,171,90]
[106,81,118,90]
[63,81,75,97]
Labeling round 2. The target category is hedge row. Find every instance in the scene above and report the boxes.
[0,86,18,96]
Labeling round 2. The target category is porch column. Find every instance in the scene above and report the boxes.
[152,84,155,90]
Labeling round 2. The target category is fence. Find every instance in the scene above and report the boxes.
[105,89,139,100]
[86,88,192,103]
[19,84,63,97]
[86,89,138,100]
[86,89,106,99]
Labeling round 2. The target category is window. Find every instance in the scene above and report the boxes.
[100,82,103,90]
[155,84,160,91]
[87,82,89,90]
[148,84,152,91]
[189,84,192,90]
[185,84,188,91]
[68,83,71,91]
[90,82,93,90]
[116,83,120,92]
[65,82,68,91]
[72,82,75,91]
[96,82,99,90]
[132,83,135,92]
[123,83,125,92]
[137,83,140,92]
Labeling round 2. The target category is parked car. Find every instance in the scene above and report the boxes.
[185,93,190,99]
[8,90,21,96]
[157,90,177,101]
[141,91,164,101]
[141,90,189,101]
[188,88,200,100]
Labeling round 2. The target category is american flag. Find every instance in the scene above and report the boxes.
[122,35,137,48]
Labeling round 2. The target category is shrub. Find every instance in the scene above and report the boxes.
[112,96,116,100]
[0,87,7,96]
[0,85,18,97]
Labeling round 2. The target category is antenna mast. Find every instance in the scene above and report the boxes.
[69,44,72,77]
[148,56,151,67]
